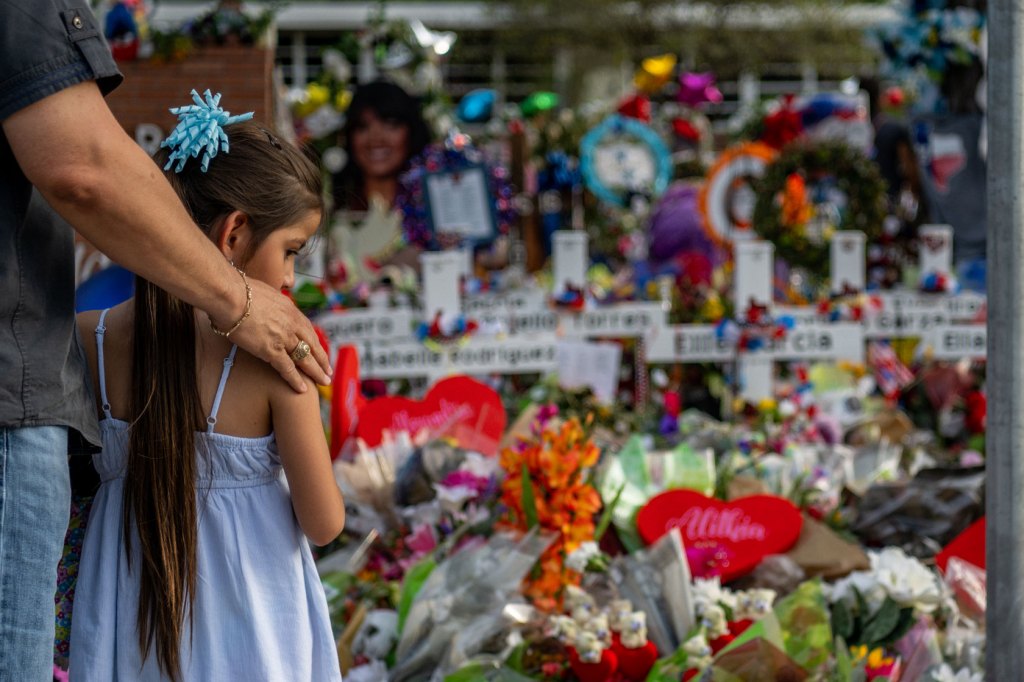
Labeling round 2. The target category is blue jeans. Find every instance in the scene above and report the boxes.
[0,426,70,681]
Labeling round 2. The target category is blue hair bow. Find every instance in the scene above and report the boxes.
[161,89,254,173]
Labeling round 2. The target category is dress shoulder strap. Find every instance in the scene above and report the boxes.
[95,309,113,421]
[206,345,239,433]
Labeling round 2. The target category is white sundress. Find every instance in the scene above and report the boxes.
[69,309,342,681]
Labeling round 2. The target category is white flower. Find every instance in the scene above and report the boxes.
[871,547,943,612]
[460,451,499,479]
[826,569,887,614]
[565,541,600,573]
[692,577,738,612]
[927,663,983,682]
[432,483,478,513]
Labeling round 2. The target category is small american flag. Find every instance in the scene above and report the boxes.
[868,341,915,397]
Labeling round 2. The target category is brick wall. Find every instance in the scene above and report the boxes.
[105,46,276,143]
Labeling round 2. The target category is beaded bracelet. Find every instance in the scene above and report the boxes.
[210,265,252,337]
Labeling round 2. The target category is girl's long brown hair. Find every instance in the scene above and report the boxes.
[126,121,323,680]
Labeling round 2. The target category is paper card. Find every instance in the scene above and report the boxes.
[635,490,803,582]
[645,324,735,363]
[552,231,589,294]
[316,309,415,347]
[420,251,464,319]
[556,339,622,404]
[830,230,865,294]
[423,165,497,243]
[923,324,987,360]
[734,240,774,313]
[738,354,774,402]
[919,224,954,275]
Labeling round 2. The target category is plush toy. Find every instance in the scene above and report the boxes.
[612,612,658,680]
[352,609,399,660]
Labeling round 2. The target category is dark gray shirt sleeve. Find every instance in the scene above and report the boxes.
[0,0,123,121]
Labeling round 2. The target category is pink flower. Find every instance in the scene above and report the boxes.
[405,524,438,555]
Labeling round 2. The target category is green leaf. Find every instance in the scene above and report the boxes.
[884,607,918,648]
[443,664,488,682]
[834,636,852,681]
[521,462,539,529]
[860,598,901,647]
[396,557,436,635]
[595,483,625,541]
[832,600,853,640]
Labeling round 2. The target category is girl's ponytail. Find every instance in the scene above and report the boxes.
[124,279,203,682]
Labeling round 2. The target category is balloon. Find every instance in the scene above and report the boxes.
[617,93,651,122]
[676,72,723,108]
[75,265,134,313]
[647,183,714,267]
[520,91,559,117]
[457,89,497,123]
[634,54,677,94]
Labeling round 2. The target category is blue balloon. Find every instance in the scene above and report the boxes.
[76,265,134,313]
[457,89,497,123]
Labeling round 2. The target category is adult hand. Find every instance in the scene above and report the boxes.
[225,279,332,392]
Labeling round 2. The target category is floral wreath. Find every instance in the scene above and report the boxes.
[751,140,887,280]
[396,136,516,249]
[579,114,672,207]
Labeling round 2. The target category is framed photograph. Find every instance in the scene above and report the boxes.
[422,164,499,245]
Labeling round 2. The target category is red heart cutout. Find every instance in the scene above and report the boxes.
[355,375,506,455]
[612,639,658,681]
[568,647,618,682]
[636,491,803,583]
[936,516,985,573]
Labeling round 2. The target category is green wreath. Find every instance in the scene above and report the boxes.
[752,140,887,279]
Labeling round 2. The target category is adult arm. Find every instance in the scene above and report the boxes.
[2,80,331,391]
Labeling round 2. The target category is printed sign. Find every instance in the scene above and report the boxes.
[770,322,864,362]
[562,303,666,338]
[552,231,589,294]
[359,335,560,378]
[463,289,548,316]
[919,224,954,275]
[645,324,735,363]
[356,375,506,454]
[316,309,414,347]
[830,230,866,294]
[645,322,863,364]
[420,251,464,319]
[734,240,774,312]
[636,490,803,582]
[924,324,987,360]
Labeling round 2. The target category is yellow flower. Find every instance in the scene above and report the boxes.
[867,648,894,669]
[758,398,777,413]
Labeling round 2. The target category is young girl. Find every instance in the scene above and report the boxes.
[69,95,345,681]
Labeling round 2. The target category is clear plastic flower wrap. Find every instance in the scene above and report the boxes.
[851,466,985,557]
[390,529,555,681]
